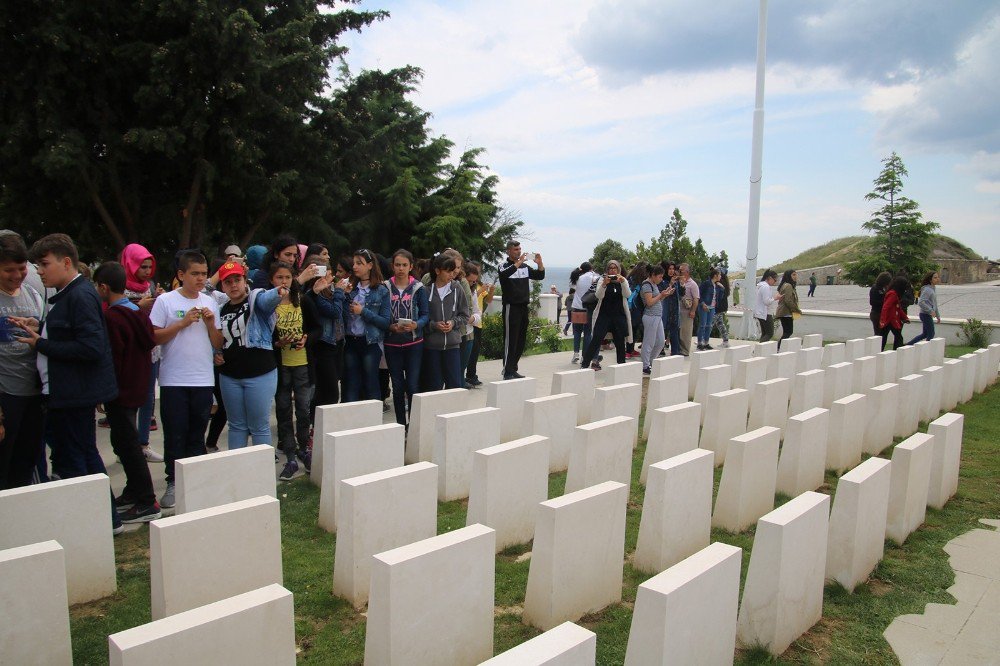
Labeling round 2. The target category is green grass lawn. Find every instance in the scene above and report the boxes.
[70,345,998,664]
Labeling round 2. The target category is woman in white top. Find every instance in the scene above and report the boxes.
[753,269,782,342]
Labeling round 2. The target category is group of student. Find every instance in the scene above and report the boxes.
[0,231,545,534]
[565,260,733,374]
[869,270,943,350]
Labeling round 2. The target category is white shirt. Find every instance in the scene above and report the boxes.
[150,290,221,387]
[754,280,777,319]
[572,271,599,309]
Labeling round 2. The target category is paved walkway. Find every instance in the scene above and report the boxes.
[785,283,1000,322]
[884,519,1000,665]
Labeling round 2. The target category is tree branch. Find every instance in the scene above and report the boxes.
[181,160,207,248]
[78,165,127,249]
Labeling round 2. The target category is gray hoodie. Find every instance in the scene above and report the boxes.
[424,280,470,350]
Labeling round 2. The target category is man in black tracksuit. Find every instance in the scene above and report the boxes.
[498,240,544,380]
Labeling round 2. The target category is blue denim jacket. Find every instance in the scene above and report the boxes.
[217,287,282,350]
[346,282,391,344]
[309,288,346,346]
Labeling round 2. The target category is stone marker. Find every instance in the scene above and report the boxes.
[875,350,897,386]
[737,491,830,655]
[776,407,829,496]
[863,383,899,455]
[643,372,687,439]
[608,361,642,387]
[959,353,977,403]
[802,333,823,348]
[886,433,934,545]
[176,446,275,514]
[826,393,867,472]
[693,364,732,411]
[722,343,753,367]
[974,348,991,394]
[926,413,964,510]
[0,541,71,665]
[593,382,642,446]
[822,342,846,367]
[845,338,866,361]
[789,369,825,415]
[698,388,750,465]
[319,423,406,531]
[634,449,714,573]
[823,361,854,408]
[487,377,537,442]
[766,351,798,381]
[565,416,635,493]
[895,345,917,380]
[651,354,685,378]
[523,481,628,630]
[941,358,963,412]
[625,542,741,666]
[712,427,780,533]
[643,402,701,484]
[0,474,116,604]
[987,343,1000,384]
[482,622,596,665]
[408,389,470,464]
[468,435,550,552]
[894,374,925,438]
[781,337,802,353]
[852,355,877,394]
[919,365,944,424]
[333,463,438,608]
[747,377,790,431]
[314,400,383,482]
[797,346,824,373]
[914,340,932,372]
[524,393,577,472]
[150,496,282,620]
[689,349,722,398]
[930,337,947,366]
[754,340,778,357]
[865,335,883,357]
[109,585,295,666]
[733,356,769,391]
[434,407,501,501]
[825,457,891,592]
[366,524,496,665]
[551,369,595,425]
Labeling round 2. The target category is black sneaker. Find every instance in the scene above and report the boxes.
[279,460,299,481]
[115,494,137,511]
[297,450,312,473]
[121,503,162,524]
[643,366,652,375]
[511,372,526,379]
[502,373,517,380]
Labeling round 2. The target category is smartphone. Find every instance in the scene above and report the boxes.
[315,265,328,277]
[398,318,413,326]
[522,252,535,262]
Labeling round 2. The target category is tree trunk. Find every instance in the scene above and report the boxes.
[79,166,127,249]
[180,160,207,248]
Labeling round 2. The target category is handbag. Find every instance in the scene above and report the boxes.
[570,310,588,324]
[581,290,598,309]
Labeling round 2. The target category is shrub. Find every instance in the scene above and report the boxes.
[538,322,563,352]
[480,312,505,359]
[959,318,994,348]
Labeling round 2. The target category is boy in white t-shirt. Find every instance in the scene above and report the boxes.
[149,250,223,509]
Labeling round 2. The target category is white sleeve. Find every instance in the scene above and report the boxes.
[150,295,168,328]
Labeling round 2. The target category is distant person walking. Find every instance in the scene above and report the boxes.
[753,269,782,343]
[807,272,817,297]
[677,263,699,356]
[776,270,802,351]
[498,240,544,380]
[906,272,942,345]
[880,276,910,350]
[868,272,892,337]
[696,268,720,351]
[712,272,731,348]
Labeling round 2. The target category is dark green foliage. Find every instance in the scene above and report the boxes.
[632,207,728,280]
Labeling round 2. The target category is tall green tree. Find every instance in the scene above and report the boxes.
[590,239,635,269]
[633,208,726,279]
[845,152,939,286]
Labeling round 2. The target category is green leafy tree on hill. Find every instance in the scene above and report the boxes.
[845,152,939,286]
[633,208,727,279]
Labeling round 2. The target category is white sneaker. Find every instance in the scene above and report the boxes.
[571,354,580,364]
[721,341,730,348]
[143,446,164,463]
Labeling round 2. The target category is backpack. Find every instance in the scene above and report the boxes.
[628,285,644,315]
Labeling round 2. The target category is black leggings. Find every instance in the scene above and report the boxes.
[881,326,904,351]
[311,341,342,420]
[778,316,793,350]
[757,316,774,342]
[581,313,628,367]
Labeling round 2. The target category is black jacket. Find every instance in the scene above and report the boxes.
[498,260,544,304]
[36,275,118,409]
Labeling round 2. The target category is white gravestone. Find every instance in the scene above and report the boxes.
[524,393,577,472]
[698,388,750,465]
[766,351,798,381]
[643,373,687,439]
[625,542,741,666]
[826,457,891,592]
[176,446,275,514]
[822,342,846,367]
[930,337,947,365]
[712,427,780,533]
[748,377,790,431]
[593,382,642,446]
[941,358,963,412]
[865,335,883,357]
[643,402,701,484]
[914,340,932,371]
[0,473,116,604]
[789,369,825,416]
[802,333,823,348]
[565,416,635,493]
[333,462,438,608]
[797,346,824,373]
[651,354,685,378]
[754,340,778,357]
[408,389,471,463]
[823,362,854,408]
[482,622,597,665]
[608,361,643,386]
[319,423,405,531]
[487,377,538,442]
[776,407,830,496]
[974,348,991,394]
[886,433,934,545]
[468,435,550,552]
[926,413,964,510]
[109,585,295,666]
[523,481,628,631]
[551,369,595,426]
[863,383,899,455]
[434,407,501,502]
[780,337,802,353]
[734,356,769,391]
[365,525,496,666]
[959,353,977,403]
[723,343,753,367]
[894,374,925,438]
[150,496,282,620]
[895,345,917,380]
[314,400,383,481]
[0,541,71,666]
[845,338,866,361]
[634,449,714,573]
[919,365,944,424]
[737,492,830,656]
[875,350,897,386]
[694,364,733,412]
[826,393,867,473]
[688,349,722,398]
[852,355,877,394]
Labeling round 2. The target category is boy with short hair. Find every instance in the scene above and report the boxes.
[149,250,223,509]
[94,262,160,522]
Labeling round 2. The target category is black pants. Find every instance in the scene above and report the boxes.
[502,302,529,375]
[757,316,774,342]
[777,316,793,350]
[160,386,213,484]
[0,393,44,490]
[581,313,628,367]
[311,341,342,419]
[106,403,156,506]
[206,367,227,450]
[466,326,482,380]
[870,313,882,337]
[882,326,904,351]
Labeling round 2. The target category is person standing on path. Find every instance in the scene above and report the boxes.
[498,240,544,380]
[753,269,782,343]
[869,272,892,337]
[880,276,910,350]
[807,272,817,297]
[696,268,720,351]
[776,270,802,351]
[580,260,631,370]
[677,263,699,356]
[639,264,668,373]
[906,272,942,345]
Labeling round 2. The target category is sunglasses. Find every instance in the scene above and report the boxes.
[356,249,373,261]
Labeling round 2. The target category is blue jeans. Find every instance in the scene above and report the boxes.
[137,360,159,445]
[666,318,682,355]
[697,306,716,345]
[343,336,382,402]
[219,369,278,449]
[423,347,462,390]
[907,312,935,345]
[276,365,313,460]
[385,342,423,425]
[460,338,473,382]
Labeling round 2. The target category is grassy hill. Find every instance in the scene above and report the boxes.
[769,234,983,272]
